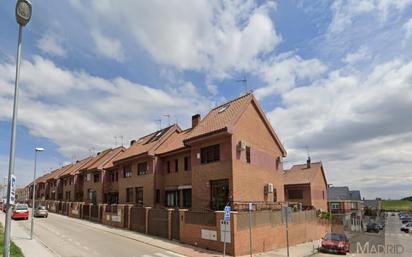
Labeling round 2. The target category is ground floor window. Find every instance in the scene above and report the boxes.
[135,187,143,205]
[65,191,71,201]
[126,188,133,203]
[288,189,303,199]
[210,179,229,211]
[105,192,118,204]
[166,191,178,207]
[182,189,192,208]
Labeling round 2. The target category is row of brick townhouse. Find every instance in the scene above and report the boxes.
[28,93,330,212]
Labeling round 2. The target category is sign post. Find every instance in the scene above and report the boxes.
[223,205,231,257]
[248,203,253,257]
[282,206,291,257]
[10,175,16,205]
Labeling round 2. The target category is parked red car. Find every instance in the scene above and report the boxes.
[12,204,29,220]
[320,233,350,255]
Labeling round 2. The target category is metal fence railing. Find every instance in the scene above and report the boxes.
[185,211,216,226]
[130,206,146,233]
[148,209,169,238]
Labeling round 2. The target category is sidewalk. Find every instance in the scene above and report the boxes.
[48,213,221,257]
[0,213,56,257]
[244,240,321,257]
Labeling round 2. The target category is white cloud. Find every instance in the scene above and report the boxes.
[403,18,412,39]
[343,46,371,64]
[328,0,412,34]
[91,31,125,62]
[36,31,67,57]
[267,59,412,199]
[254,54,327,99]
[70,0,280,77]
[0,57,213,157]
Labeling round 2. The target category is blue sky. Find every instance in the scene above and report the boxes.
[1,0,412,199]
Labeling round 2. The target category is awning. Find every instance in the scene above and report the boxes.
[178,185,192,190]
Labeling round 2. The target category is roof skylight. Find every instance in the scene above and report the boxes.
[218,104,230,113]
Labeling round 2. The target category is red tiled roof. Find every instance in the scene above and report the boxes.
[103,148,125,170]
[87,147,125,171]
[184,93,253,141]
[80,148,113,172]
[283,162,325,185]
[183,93,286,156]
[156,129,192,155]
[113,124,178,163]
[60,157,94,177]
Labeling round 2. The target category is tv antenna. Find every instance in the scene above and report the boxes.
[155,118,162,130]
[236,76,248,93]
[163,114,170,126]
[305,145,311,160]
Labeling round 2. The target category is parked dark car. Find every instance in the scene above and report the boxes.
[366,223,380,233]
[401,217,412,224]
[377,223,385,230]
[401,222,412,232]
[320,233,349,255]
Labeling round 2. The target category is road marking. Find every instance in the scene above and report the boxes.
[165,251,188,257]
[83,246,89,250]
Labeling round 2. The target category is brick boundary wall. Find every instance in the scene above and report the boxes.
[44,201,331,256]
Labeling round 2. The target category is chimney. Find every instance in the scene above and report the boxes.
[192,114,200,128]
[306,156,311,168]
[130,140,136,146]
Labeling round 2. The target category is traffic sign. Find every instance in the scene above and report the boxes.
[10,175,16,205]
[224,206,231,221]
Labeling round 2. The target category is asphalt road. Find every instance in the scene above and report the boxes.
[313,212,412,257]
[10,212,188,257]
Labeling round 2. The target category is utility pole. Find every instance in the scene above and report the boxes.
[4,1,32,256]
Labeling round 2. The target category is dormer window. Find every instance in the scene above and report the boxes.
[218,104,230,113]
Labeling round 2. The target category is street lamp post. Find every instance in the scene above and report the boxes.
[31,147,44,240]
[3,1,32,256]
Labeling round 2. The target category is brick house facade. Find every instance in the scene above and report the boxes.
[27,93,330,212]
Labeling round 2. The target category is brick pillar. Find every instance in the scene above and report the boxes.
[128,204,133,230]
[179,209,188,241]
[167,209,173,240]
[144,207,152,234]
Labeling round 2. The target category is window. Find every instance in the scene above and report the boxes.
[218,104,230,113]
[288,189,303,199]
[184,156,190,171]
[331,203,340,210]
[273,189,277,202]
[246,146,251,163]
[351,202,357,209]
[183,189,192,208]
[126,188,133,202]
[137,162,148,175]
[322,191,325,200]
[135,187,143,205]
[65,191,71,201]
[167,161,171,173]
[93,173,100,183]
[166,191,178,207]
[124,165,132,178]
[86,173,92,181]
[210,179,229,210]
[156,189,160,203]
[115,171,118,181]
[175,159,179,172]
[201,144,220,164]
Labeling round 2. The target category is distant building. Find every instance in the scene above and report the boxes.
[328,186,363,232]
[283,158,328,211]
[16,187,29,203]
